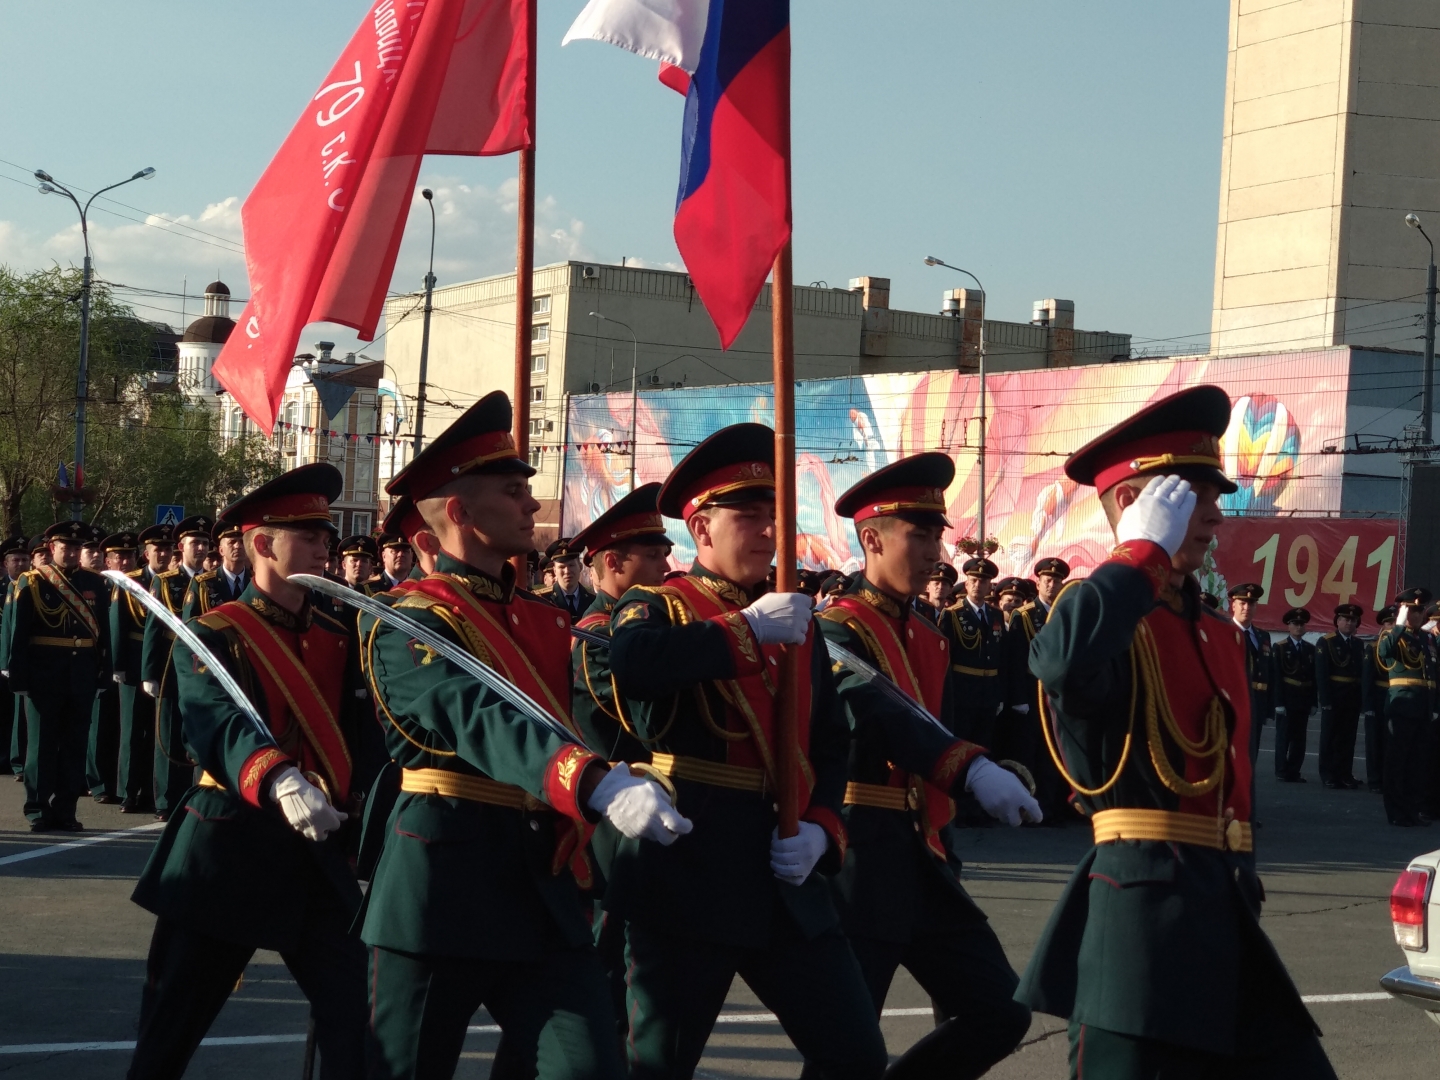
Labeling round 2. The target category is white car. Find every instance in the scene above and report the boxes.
[1382,850,1440,1025]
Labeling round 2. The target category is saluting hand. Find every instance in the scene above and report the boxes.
[1115,474,1196,558]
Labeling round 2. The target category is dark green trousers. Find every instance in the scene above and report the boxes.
[152,695,193,816]
[128,913,366,1080]
[1067,1021,1336,1079]
[22,686,92,826]
[623,919,887,1080]
[117,683,155,809]
[9,695,25,776]
[86,685,120,798]
[367,943,625,1080]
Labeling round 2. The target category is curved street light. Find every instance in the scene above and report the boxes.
[35,166,156,520]
[924,256,989,548]
[413,187,438,453]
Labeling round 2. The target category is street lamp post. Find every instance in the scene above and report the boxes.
[35,166,155,520]
[1407,213,1436,447]
[924,256,988,547]
[589,313,639,491]
[413,188,438,454]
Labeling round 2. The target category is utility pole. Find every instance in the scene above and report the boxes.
[414,188,437,454]
[35,166,156,520]
[590,313,639,491]
[925,256,988,545]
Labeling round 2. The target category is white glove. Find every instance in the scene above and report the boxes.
[587,765,692,845]
[142,680,159,698]
[113,671,125,684]
[740,592,812,645]
[1115,475,1196,558]
[1273,707,1286,718]
[995,702,1004,716]
[271,766,347,842]
[1012,703,1030,715]
[966,756,1042,827]
[770,821,828,885]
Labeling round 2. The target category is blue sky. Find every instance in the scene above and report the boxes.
[0,1,1227,357]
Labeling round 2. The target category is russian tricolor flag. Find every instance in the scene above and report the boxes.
[565,0,791,349]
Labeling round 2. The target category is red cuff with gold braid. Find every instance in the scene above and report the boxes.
[712,611,765,677]
[932,740,986,794]
[238,748,293,809]
[1106,539,1172,599]
[543,744,603,821]
[802,805,847,865]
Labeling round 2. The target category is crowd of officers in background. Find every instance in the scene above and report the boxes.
[2,512,1433,839]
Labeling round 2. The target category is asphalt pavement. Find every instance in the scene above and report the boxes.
[1,720,1437,1079]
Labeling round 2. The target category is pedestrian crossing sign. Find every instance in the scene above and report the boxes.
[155,504,184,526]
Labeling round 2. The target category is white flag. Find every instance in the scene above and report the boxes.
[562,0,711,74]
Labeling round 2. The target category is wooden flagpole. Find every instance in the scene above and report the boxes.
[511,0,538,582]
[772,241,799,839]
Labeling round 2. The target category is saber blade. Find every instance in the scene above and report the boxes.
[824,639,953,737]
[290,574,591,752]
[102,570,276,749]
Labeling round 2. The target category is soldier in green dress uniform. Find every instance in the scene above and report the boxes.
[914,562,955,625]
[86,531,138,804]
[942,557,1006,746]
[1001,557,1071,821]
[537,537,596,619]
[7,520,113,832]
[127,464,385,1080]
[112,524,171,813]
[359,391,687,1080]
[1018,385,1335,1078]
[0,535,26,781]
[2,536,45,779]
[185,520,249,612]
[1363,605,1396,793]
[806,453,1038,1080]
[1273,607,1317,783]
[1228,582,1273,779]
[141,515,212,820]
[1378,588,1436,827]
[1316,603,1365,789]
[606,423,889,1080]
[338,533,379,593]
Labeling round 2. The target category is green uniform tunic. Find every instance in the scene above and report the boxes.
[940,598,1006,746]
[128,584,383,1080]
[1018,541,1332,1077]
[7,565,112,827]
[110,566,156,811]
[1377,624,1436,824]
[358,554,622,1080]
[813,575,1031,1080]
[1,574,24,776]
[1273,635,1316,780]
[141,567,197,815]
[1362,635,1389,790]
[1315,631,1363,785]
[607,564,887,1080]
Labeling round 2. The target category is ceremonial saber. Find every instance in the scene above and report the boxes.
[103,570,277,750]
[291,574,595,753]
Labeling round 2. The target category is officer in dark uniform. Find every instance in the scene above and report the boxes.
[182,522,248,621]
[942,557,1006,746]
[1004,557,1072,822]
[373,530,414,589]
[1316,603,1365,789]
[1019,384,1335,1077]
[1363,605,1396,793]
[127,464,385,1080]
[537,537,596,619]
[141,515,212,820]
[8,520,113,832]
[810,452,1037,1080]
[359,391,681,1080]
[86,531,138,804]
[112,524,171,814]
[916,562,957,624]
[1378,588,1436,827]
[993,576,1024,617]
[337,533,378,592]
[1229,582,1273,796]
[2,536,38,779]
[607,423,888,1080]
[1273,607,1316,783]
[0,535,27,780]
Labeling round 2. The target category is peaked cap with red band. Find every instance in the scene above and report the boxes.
[1064,384,1237,496]
[382,496,424,543]
[834,452,953,528]
[572,482,671,560]
[218,462,342,534]
[387,390,533,501]
[658,423,776,521]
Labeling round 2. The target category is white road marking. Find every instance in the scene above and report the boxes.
[0,1000,1396,1055]
[0,820,166,868]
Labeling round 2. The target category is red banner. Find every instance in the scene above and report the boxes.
[1207,518,1401,632]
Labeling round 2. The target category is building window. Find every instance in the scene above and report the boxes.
[532,295,551,315]
[531,354,547,374]
[528,418,546,437]
[351,512,372,536]
[531,323,549,344]
[530,385,544,403]
[330,511,344,533]
[528,448,542,468]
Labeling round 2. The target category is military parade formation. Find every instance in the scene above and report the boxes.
[14,382,1440,1078]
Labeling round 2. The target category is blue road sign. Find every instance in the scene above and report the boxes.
[155,504,184,527]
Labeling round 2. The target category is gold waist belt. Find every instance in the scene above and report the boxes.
[401,767,542,810]
[198,771,225,790]
[127,631,146,642]
[1251,681,1268,691]
[1282,678,1313,688]
[649,751,767,794]
[843,781,909,811]
[952,665,999,677]
[1091,808,1253,853]
[31,636,93,648]
[1388,677,1433,689]
[1327,676,1358,684]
